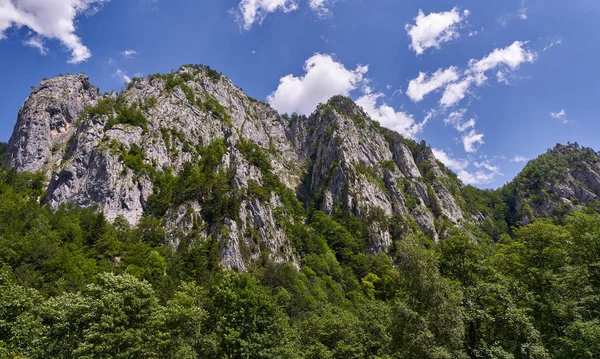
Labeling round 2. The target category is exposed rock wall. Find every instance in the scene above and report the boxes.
[4,67,468,269]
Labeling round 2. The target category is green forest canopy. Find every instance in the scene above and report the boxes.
[1,141,600,358]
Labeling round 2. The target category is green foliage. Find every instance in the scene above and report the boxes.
[503,143,600,224]
[147,139,241,224]
[3,134,600,358]
[237,139,304,219]
[0,142,8,164]
[205,67,222,83]
[198,93,232,125]
[119,144,153,174]
[322,96,367,128]
[83,96,149,131]
[354,162,386,191]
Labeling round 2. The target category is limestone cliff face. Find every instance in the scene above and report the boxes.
[4,74,101,174]
[4,66,468,269]
[292,96,464,247]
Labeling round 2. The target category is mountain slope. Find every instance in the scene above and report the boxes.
[4,66,470,269]
[503,143,600,224]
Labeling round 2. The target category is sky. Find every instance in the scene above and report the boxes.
[1,0,599,189]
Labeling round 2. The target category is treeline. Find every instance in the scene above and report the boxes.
[0,160,600,358]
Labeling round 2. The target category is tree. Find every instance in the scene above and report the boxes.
[39,273,165,358]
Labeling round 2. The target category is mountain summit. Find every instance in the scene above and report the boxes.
[4,66,470,269]
[3,66,600,359]
[5,66,600,271]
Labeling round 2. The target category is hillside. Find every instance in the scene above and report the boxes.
[1,67,600,358]
[3,67,470,269]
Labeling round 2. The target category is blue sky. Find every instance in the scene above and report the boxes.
[1,0,599,188]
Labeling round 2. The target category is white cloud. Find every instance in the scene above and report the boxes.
[444,110,477,132]
[433,149,501,185]
[432,148,468,172]
[551,109,567,123]
[443,109,484,152]
[267,53,368,115]
[406,67,459,102]
[309,0,335,16]
[114,69,131,84]
[440,76,474,107]
[511,155,529,163]
[440,41,536,108]
[24,35,47,55]
[235,0,298,30]
[0,0,110,63]
[405,7,469,56]
[458,160,501,185]
[356,92,428,139]
[455,118,475,132]
[469,41,536,74]
[120,49,137,58]
[462,129,484,153]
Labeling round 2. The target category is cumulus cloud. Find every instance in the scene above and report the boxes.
[114,69,131,84]
[551,109,567,123]
[0,0,110,63]
[469,41,536,74]
[356,92,429,139]
[267,53,368,115]
[268,53,428,138]
[462,130,484,153]
[442,109,484,152]
[439,41,536,108]
[406,67,459,102]
[405,7,469,56]
[235,0,298,30]
[511,155,529,163]
[120,49,137,58]
[440,77,474,107]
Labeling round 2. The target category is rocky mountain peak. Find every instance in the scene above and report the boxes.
[4,73,101,174]
[507,142,600,224]
[3,66,472,269]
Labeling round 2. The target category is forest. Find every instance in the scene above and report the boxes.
[1,141,600,359]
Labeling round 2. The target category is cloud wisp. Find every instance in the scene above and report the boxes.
[551,109,568,123]
[234,0,340,29]
[433,149,501,185]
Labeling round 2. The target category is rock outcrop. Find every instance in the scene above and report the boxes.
[510,143,600,223]
[4,66,469,269]
[4,74,101,174]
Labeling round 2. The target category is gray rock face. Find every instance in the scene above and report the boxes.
[4,67,468,269]
[4,74,101,174]
[291,97,465,246]
[514,144,600,223]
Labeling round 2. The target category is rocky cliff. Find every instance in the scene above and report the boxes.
[506,143,600,224]
[4,66,469,269]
